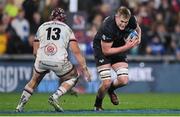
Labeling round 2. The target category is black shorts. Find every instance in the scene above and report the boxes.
[93,47,128,67]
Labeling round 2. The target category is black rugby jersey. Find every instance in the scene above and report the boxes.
[93,15,137,49]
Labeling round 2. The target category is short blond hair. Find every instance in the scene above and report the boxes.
[116,6,131,19]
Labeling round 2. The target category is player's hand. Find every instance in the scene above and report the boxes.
[131,36,141,45]
[83,68,91,82]
[125,39,139,49]
[79,66,91,82]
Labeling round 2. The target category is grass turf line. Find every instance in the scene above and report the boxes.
[0,93,180,115]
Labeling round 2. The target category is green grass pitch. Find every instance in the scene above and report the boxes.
[0,93,180,116]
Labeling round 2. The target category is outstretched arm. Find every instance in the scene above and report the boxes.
[69,40,91,82]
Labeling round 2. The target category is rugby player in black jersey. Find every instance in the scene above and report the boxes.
[93,6,141,111]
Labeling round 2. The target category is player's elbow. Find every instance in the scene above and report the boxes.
[33,51,37,57]
[103,51,109,56]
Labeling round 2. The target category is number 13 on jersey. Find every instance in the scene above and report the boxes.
[46,27,61,40]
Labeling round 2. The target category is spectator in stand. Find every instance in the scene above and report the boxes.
[0,14,8,54]
[41,0,61,22]
[28,12,42,50]
[30,12,42,35]
[0,13,22,54]
[22,0,38,24]
[155,22,172,54]
[4,0,19,18]
[11,8,32,53]
[11,9,29,43]
[146,35,165,55]
[0,0,5,20]
[0,0,179,57]
[92,13,103,30]
[171,24,180,60]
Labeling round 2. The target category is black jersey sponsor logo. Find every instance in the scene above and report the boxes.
[99,59,104,63]
[102,34,111,41]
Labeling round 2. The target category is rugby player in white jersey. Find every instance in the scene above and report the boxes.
[15,8,91,112]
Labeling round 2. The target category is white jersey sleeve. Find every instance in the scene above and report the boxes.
[35,21,74,62]
[70,32,76,40]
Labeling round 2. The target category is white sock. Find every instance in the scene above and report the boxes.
[52,87,67,100]
[18,90,32,106]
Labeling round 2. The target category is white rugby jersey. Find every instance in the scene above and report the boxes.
[35,20,76,62]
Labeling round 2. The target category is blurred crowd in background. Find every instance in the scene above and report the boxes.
[0,0,180,60]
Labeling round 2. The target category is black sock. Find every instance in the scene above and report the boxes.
[108,82,116,93]
[108,82,127,93]
[94,96,103,107]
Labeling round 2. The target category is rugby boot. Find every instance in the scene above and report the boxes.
[15,104,24,112]
[94,106,104,111]
[94,96,104,111]
[108,89,119,105]
[48,96,64,112]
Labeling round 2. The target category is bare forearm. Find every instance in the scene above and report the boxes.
[74,52,91,81]
[74,53,87,69]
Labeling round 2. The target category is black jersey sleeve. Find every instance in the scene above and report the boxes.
[100,17,114,43]
[101,27,114,42]
[127,16,137,30]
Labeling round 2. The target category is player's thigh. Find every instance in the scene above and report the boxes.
[55,61,78,81]
[60,67,78,81]
[112,62,128,77]
[112,62,128,69]
[34,60,50,74]
[94,48,112,80]
[28,69,47,88]
[112,62,129,83]
[97,64,112,81]
[58,65,79,87]
[29,60,49,88]
[111,54,128,77]
[94,47,110,67]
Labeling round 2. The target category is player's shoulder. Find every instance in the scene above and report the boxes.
[54,21,73,33]
[101,15,116,30]
[39,21,71,30]
[37,21,49,31]
[129,15,137,23]
[102,15,114,26]
[126,15,137,30]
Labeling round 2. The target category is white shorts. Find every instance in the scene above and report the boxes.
[34,59,74,77]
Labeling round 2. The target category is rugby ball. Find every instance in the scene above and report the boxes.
[126,30,138,41]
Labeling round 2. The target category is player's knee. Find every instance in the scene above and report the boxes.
[72,68,79,77]
[118,77,129,85]
[124,77,129,85]
[65,75,79,87]
[102,80,112,90]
